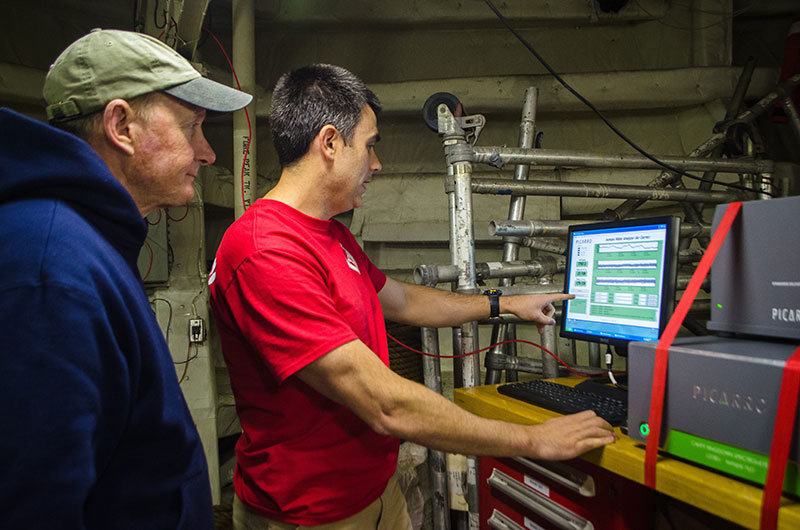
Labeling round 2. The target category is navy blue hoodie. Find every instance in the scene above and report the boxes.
[0,108,213,529]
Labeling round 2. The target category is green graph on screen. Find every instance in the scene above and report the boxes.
[582,240,663,322]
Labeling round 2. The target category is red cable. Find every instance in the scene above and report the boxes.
[203,27,251,213]
[165,203,190,222]
[146,209,162,226]
[178,342,193,384]
[142,239,154,280]
[156,21,176,42]
[386,333,616,379]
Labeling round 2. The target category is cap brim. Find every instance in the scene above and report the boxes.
[164,76,252,113]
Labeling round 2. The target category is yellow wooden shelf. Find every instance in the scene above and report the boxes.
[454,379,800,530]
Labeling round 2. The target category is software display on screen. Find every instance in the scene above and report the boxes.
[561,216,680,349]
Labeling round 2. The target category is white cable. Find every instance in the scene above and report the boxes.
[605,351,619,386]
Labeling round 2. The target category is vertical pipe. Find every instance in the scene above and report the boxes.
[445,152,478,527]
[421,327,451,530]
[176,0,213,58]
[486,87,538,385]
[451,324,463,389]
[539,276,559,378]
[541,325,558,378]
[449,151,480,530]
[446,173,463,388]
[759,173,774,201]
[466,457,480,530]
[232,0,257,220]
[451,160,480,385]
[782,96,800,146]
[588,342,601,368]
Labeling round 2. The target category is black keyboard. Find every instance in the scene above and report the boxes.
[497,379,628,426]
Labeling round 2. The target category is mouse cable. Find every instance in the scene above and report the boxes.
[482,0,774,197]
[605,344,624,388]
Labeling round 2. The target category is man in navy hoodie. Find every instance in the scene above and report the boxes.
[0,29,251,528]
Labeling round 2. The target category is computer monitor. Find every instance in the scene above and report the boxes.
[560,216,680,353]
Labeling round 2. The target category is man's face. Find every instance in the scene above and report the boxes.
[127,93,215,216]
[331,106,382,214]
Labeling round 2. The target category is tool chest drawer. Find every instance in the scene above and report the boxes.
[479,456,654,530]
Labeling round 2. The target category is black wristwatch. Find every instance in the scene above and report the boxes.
[483,288,502,318]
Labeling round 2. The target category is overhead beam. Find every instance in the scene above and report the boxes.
[249,66,779,118]
[237,0,669,28]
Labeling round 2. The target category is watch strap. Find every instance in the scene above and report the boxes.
[483,289,502,318]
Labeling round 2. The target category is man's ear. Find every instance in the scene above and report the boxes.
[316,124,339,163]
[101,99,136,156]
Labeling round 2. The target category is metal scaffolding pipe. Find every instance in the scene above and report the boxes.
[449,161,480,384]
[696,58,757,198]
[782,96,800,146]
[520,238,705,263]
[610,72,800,219]
[588,343,601,368]
[487,87,539,386]
[472,147,774,174]
[485,352,617,376]
[232,0,257,219]
[414,256,563,287]
[521,237,568,255]
[611,135,729,220]
[484,353,544,374]
[490,219,711,239]
[678,276,710,291]
[472,178,742,203]
[444,133,481,529]
[420,327,451,530]
[541,322,560,377]
[534,276,559,378]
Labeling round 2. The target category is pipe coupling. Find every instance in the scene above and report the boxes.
[445,143,475,165]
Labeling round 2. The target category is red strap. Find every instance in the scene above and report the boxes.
[760,345,800,530]
[644,201,742,489]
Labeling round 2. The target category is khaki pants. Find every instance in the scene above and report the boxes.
[233,475,413,530]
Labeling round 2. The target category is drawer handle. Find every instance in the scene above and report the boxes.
[487,469,594,530]
[512,456,596,497]
[488,509,526,530]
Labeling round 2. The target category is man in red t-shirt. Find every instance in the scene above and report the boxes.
[209,64,616,529]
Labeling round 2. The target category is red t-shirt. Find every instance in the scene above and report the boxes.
[209,199,399,524]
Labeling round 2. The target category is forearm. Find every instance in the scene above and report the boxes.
[386,283,491,328]
[379,279,569,330]
[378,376,536,456]
[297,340,615,460]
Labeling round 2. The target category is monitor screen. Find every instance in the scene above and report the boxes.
[560,216,680,350]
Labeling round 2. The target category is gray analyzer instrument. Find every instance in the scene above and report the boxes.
[627,196,800,491]
[628,336,800,454]
[707,195,800,340]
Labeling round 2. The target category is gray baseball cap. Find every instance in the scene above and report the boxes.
[44,28,252,122]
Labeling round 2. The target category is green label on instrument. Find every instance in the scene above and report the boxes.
[666,430,800,496]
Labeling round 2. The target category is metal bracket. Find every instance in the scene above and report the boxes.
[437,103,486,145]
[459,114,486,145]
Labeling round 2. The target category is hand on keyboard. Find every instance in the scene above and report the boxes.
[496,379,621,459]
[527,410,617,460]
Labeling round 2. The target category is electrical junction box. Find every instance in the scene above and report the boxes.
[189,318,206,343]
[628,336,800,495]
[137,210,169,284]
[707,195,800,340]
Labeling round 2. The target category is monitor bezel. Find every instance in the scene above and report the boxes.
[560,215,681,351]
